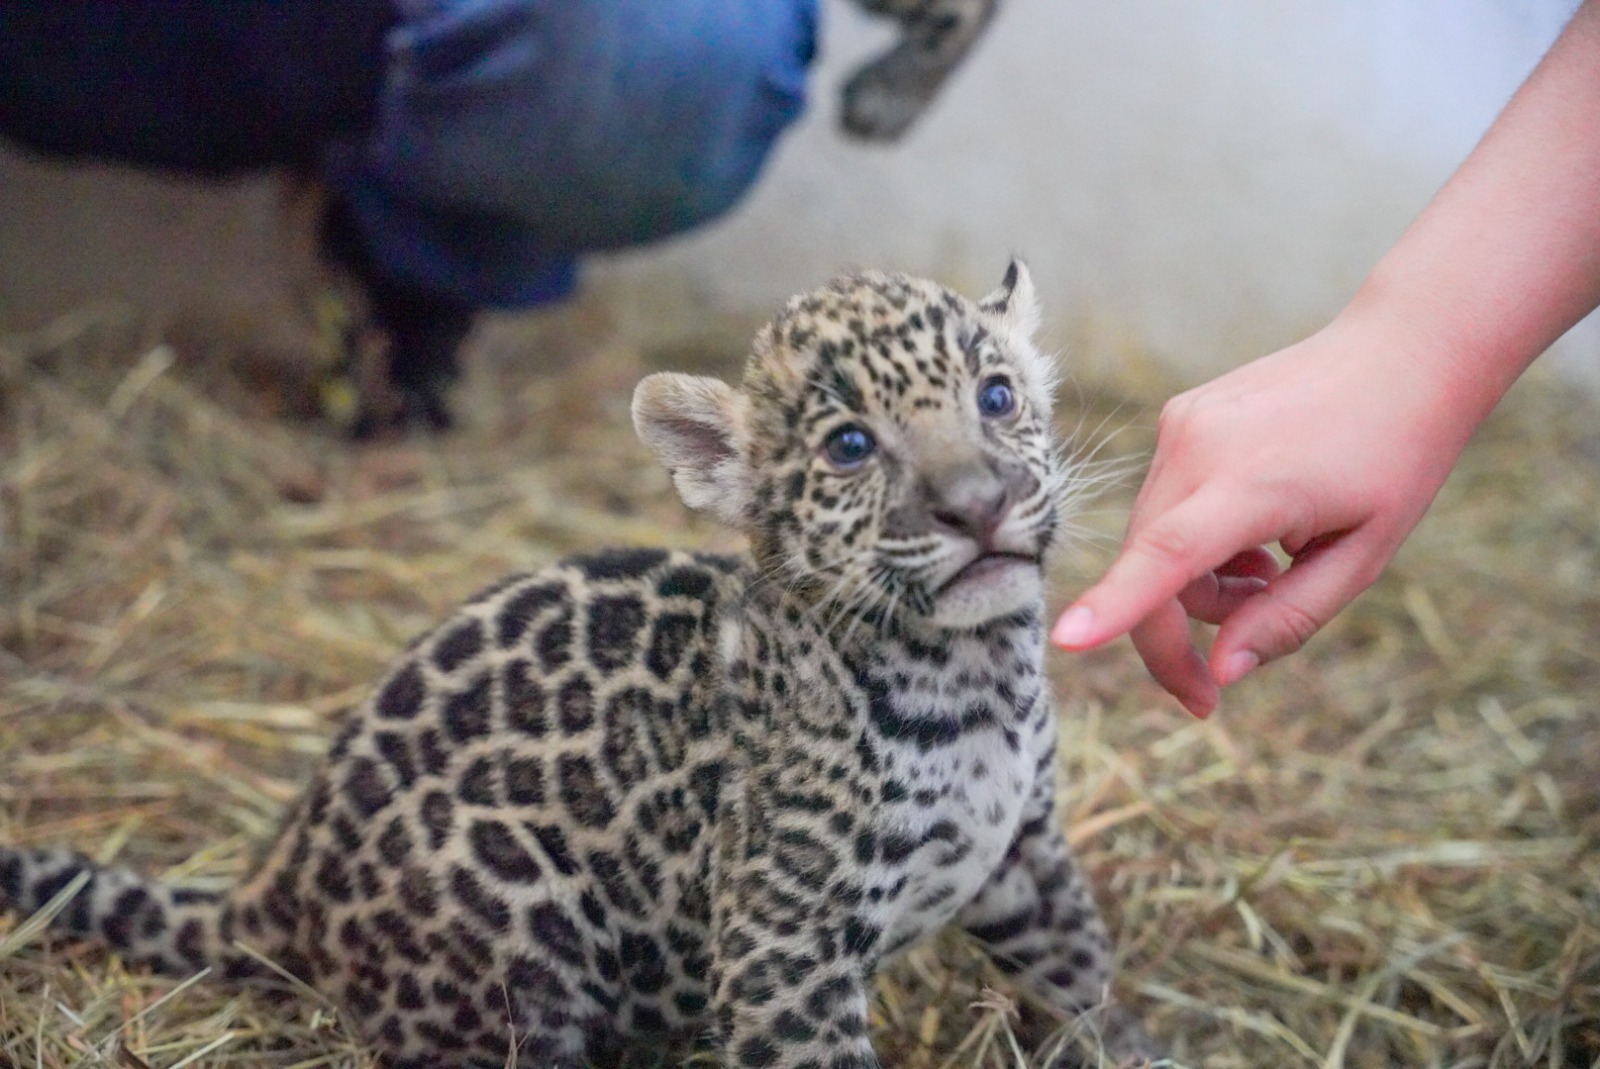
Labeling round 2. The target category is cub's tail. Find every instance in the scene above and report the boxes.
[0,846,252,978]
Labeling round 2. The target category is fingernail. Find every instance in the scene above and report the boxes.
[1216,650,1259,687]
[1051,606,1095,648]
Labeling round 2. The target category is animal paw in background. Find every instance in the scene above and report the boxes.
[840,0,1002,140]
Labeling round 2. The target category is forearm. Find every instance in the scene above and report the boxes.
[1338,0,1600,443]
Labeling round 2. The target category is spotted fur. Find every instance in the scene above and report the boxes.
[0,264,1153,1068]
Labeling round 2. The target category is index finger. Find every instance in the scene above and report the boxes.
[1051,484,1298,650]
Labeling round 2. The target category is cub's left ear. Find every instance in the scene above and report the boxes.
[978,258,1040,340]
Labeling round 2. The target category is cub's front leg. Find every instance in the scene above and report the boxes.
[706,781,882,1069]
[841,0,1002,140]
[956,765,1156,1068]
[709,877,880,1069]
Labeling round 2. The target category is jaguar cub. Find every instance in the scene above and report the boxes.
[0,264,1151,1068]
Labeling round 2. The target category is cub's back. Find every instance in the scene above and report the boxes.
[223,547,748,1030]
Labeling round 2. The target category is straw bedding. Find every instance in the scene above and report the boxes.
[2,303,1597,1069]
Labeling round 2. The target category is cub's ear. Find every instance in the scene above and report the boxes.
[978,257,1056,414]
[978,258,1040,341]
[632,373,751,527]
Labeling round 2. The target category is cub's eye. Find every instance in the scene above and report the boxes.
[977,376,1017,418]
[823,424,876,470]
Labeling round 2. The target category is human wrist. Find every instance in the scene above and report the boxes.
[1328,265,1528,457]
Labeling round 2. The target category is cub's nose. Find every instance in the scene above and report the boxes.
[928,477,1011,544]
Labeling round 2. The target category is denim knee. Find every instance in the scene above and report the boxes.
[328,0,818,307]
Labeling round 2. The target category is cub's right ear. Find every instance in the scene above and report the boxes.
[978,258,1040,342]
[632,373,751,527]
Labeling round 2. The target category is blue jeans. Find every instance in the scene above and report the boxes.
[334,0,818,306]
[0,0,819,308]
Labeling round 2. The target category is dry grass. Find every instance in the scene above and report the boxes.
[2,300,1598,1069]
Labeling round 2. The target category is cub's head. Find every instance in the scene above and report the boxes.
[634,261,1066,633]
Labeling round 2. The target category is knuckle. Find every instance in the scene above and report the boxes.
[1133,516,1200,572]
[1154,393,1197,443]
[1132,634,1197,695]
[1263,597,1324,656]
[1347,553,1388,594]
[1283,483,1319,528]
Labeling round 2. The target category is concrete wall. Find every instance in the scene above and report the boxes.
[1,0,1593,389]
[597,0,1596,387]
[0,156,302,346]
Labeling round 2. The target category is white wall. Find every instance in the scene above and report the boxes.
[595,0,1597,387]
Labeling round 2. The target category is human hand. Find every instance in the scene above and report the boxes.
[1051,0,1600,717]
[1051,315,1477,717]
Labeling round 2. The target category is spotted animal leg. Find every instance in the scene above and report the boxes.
[708,854,882,1069]
[841,0,1001,140]
[710,957,879,1069]
[955,777,1156,1068]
